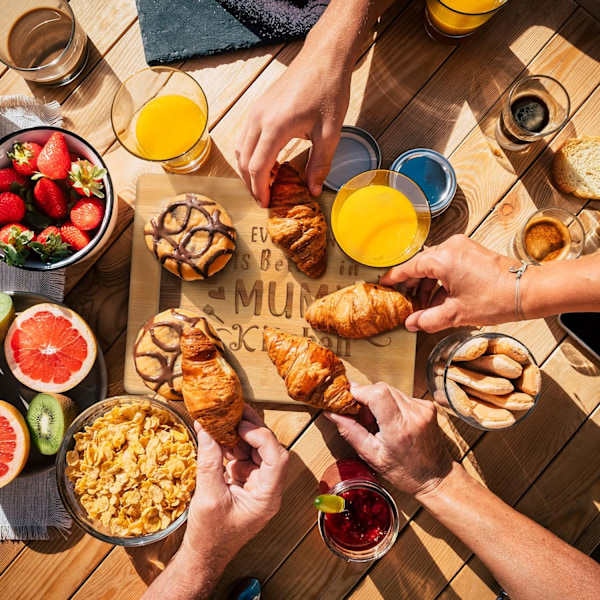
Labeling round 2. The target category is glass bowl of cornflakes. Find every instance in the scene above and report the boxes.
[56,395,197,546]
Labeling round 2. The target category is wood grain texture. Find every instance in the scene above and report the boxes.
[1,0,600,597]
[348,338,600,599]
[437,403,600,600]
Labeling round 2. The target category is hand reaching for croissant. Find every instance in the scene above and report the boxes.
[326,382,453,499]
[380,235,517,333]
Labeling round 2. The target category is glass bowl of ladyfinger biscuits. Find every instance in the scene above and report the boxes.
[427,332,541,431]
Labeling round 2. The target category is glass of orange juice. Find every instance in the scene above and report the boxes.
[425,0,509,43]
[111,67,210,173]
[331,170,431,268]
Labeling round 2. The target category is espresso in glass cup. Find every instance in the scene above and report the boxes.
[317,460,399,562]
[495,75,570,152]
[511,208,585,265]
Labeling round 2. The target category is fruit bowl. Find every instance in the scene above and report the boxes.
[0,126,116,270]
[56,395,197,546]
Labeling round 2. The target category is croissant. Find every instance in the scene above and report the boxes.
[181,328,244,447]
[263,327,359,414]
[305,283,416,338]
[267,162,327,278]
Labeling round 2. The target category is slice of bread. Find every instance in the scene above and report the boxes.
[552,136,600,199]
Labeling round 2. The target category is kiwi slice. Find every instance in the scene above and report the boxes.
[26,393,78,455]
[0,292,15,343]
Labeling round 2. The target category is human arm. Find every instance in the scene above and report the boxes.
[236,0,396,207]
[142,406,289,600]
[380,234,600,332]
[326,383,600,600]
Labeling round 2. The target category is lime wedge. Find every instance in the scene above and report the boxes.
[314,494,346,514]
[0,293,15,343]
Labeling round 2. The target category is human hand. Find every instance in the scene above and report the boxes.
[380,234,518,332]
[180,405,289,567]
[326,383,453,499]
[236,43,351,207]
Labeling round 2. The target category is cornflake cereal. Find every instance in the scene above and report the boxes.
[66,401,196,537]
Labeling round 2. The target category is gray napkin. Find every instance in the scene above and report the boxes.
[0,95,70,540]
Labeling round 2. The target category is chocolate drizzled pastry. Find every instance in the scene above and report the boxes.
[134,308,224,400]
[145,193,236,280]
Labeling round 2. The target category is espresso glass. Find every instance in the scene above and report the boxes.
[0,0,88,86]
[495,75,570,152]
[511,208,585,265]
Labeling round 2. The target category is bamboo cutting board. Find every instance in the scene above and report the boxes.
[124,174,416,404]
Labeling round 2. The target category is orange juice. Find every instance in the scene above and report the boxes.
[426,0,507,37]
[332,185,418,267]
[135,94,207,161]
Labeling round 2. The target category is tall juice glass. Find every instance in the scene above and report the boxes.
[425,0,509,43]
[111,67,211,173]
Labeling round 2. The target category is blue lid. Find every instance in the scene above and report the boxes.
[324,126,382,191]
[390,149,456,217]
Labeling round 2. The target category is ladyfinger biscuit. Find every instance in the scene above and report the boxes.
[463,386,535,411]
[468,398,517,429]
[462,354,523,379]
[445,380,476,417]
[446,365,514,395]
[515,363,542,396]
[452,337,489,361]
[486,337,530,364]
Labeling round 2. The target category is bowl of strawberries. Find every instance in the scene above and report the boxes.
[0,126,116,270]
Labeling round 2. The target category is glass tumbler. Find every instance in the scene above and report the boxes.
[0,0,88,86]
[511,208,585,265]
[111,67,211,173]
[425,0,509,43]
[495,75,570,152]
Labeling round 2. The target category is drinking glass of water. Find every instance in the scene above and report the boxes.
[495,75,570,152]
[0,0,88,86]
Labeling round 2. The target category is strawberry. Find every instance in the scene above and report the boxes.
[0,223,34,266]
[68,159,107,198]
[7,141,43,177]
[60,221,90,251]
[30,226,72,262]
[33,178,68,220]
[35,131,71,180]
[0,167,28,193]
[70,198,105,231]
[0,192,26,225]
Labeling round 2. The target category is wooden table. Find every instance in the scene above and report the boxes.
[1,0,600,598]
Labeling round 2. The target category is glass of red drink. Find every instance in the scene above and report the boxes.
[318,460,399,562]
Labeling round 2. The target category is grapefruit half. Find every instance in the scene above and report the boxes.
[0,400,30,488]
[4,303,97,393]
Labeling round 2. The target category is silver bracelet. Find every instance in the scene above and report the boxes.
[509,261,537,321]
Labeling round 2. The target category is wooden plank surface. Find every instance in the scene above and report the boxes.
[0,0,599,598]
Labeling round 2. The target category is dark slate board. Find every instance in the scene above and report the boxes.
[135,0,328,65]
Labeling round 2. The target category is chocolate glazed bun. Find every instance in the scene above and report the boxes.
[134,308,224,400]
[144,193,236,280]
